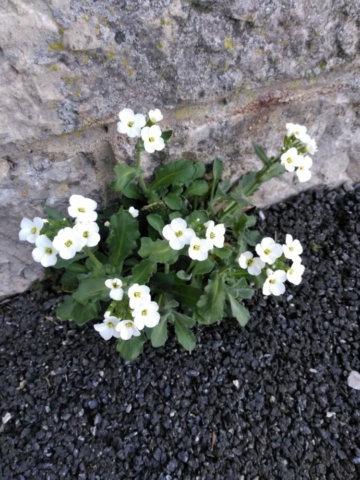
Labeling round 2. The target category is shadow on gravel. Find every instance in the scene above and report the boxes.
[0,186,359,480]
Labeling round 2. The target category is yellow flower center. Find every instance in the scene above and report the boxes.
[31,227,37,234]
[112,282,119,288]
[175,230,183,237]
[247,258,254,266]
[125,322,133,328]
[151,117,156,122]
[289,269,294,275]
[83,231,89,238]
[78,207,85,213]
[289,246,294,251]
[269,279,275,284]
[286,157,293,164]
[149,136,155,143]
[45,247,53,255]
[65,240,73,248]
[264,248,271,255]
[128,121,134,127]
[210,232,216,239]
[134,292,141,298]
[141,309,148,316]
[193,245,200,251]
[107,322,114,328]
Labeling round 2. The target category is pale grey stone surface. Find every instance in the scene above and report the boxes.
[1,0,360,298]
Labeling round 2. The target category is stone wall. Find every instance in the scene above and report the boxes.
[1,0,360,298]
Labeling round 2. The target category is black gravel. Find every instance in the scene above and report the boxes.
[1,185,360,480]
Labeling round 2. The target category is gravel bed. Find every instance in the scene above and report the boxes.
[1,186,360,480]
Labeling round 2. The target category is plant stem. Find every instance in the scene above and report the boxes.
[83,246,102,269]
[136,141,148,195]
[164,263,169,274]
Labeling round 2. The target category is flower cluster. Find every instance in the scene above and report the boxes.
[239,234,305,296]
[117,108,165,153]
[19,194,100,267]
[94,282,160,342]
[162,218,225,261]
[280,123,317,182]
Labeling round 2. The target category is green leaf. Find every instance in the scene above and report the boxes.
[173,311,196,328]
[171,185,183,195]
[60,271,79,291]
[229,278,254,299]
[45,205,65,221]
[164,193,182,210]
[151,320,168,347]
[65,263,89,274]
[192,162,206,180]
[147,214,164,235]
[161,130,173,142]
[170,281,202,307]
[176,270,192,281]
[139,238,178,264]
[212,158,223,186]
[184,181,209,197]
[192,258,215,275]
[148,160,196,191]
[174,319,196,351]
[130,259,155,285]
[72,301,99,325]
[107,210,140,269]
[196,273,226,324]
[56,295,75,320]
[52,252,87,269]
[116,334,146,361]
[213,247,232,259]
[252,142,270,166]
[243,229,261,247]
[185,210,208,225]
[73,277,108,305]
[257,162,286,184]
[228,294,250,326]
[112,164,142,191]
[122,183,142,200]
[234,213,256,237]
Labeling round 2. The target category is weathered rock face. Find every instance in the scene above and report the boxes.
[1,0,360,298]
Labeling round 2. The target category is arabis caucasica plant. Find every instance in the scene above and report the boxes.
[20,109,312,360]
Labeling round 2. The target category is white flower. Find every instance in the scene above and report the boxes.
[148,108,163,123]
[204,221,226,248]
[128,206,139,218]
[94,316,121,341]
[105,278,124,301]
[104,221,110,227]
[127,284,151,309]
[19,217,44,243]
[280,147,299,172]
[117,108,146,138]
[104,310,111,318]
[296,155,313,183]
[305,138,317,155]
[141,125,165,153]
[287,261,305,285]
[238,251,265,276]
[263,269,287,296]
[188,236,212,261]
[255,237,283,265]
[286,123,307,139]
[32,235,58,267]
[283,234,303,261]
[72,222,100,247]
[68,194,98,222]
[132,301,160,329]
[52,227,83,260]
[162,218,195,250]
[115,320,141,340]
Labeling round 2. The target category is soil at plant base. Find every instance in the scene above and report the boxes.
[1,185,360,480]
